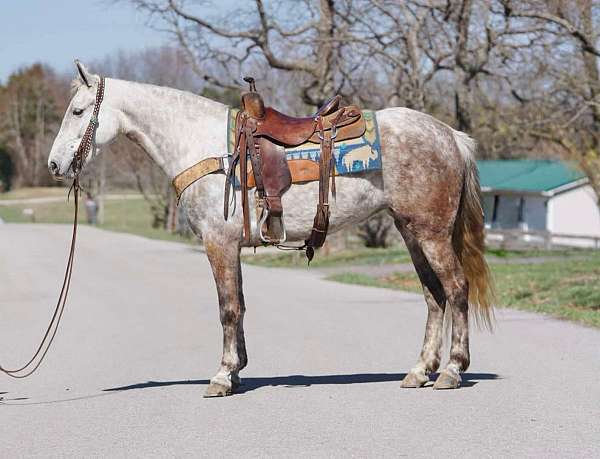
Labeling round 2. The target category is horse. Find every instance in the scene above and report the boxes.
[48,61,494,397]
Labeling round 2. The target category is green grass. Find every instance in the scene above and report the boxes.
[0,186,137,200]
[329,253,600,328]
[0,186,68,200]
[243,247,413,268]
[243,245,583,269]
[486,247,584,258]
[0,197,193,244]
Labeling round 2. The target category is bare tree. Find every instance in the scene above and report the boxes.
[127,0,349,108]
[500,0,600,199]
[357,211,393,248]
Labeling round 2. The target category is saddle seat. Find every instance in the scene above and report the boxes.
[243,92,340,123]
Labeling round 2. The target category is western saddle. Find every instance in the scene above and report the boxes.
[224,77,366,260]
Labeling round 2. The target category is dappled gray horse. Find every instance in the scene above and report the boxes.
[48,61,494,397]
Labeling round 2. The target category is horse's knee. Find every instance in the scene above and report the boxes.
[220,308,241,326]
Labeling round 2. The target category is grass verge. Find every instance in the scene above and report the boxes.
[329,254,600,328]
[0,186,69,200]
[243,245,583,268]
[243,247,413,268]
[0,197,193,244]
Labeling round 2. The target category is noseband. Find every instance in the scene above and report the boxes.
[0,77,105,379]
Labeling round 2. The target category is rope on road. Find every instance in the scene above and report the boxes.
[0,181,79,378]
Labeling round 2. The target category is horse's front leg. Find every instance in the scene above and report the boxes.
[203,235,247,397]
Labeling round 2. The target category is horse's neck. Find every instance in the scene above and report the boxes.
[109,78,229,179]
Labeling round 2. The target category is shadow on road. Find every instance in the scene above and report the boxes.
[0,373,500,405]
[103,372,500,394]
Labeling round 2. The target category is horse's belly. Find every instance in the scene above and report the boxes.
[280,171,386,242]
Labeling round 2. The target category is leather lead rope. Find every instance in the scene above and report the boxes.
[0,76,105,379]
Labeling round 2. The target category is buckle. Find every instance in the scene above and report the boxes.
[331,124,338,139]
[317,124,337,141]
[220,155,231,171]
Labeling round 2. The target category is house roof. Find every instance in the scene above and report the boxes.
[477,160,586,193]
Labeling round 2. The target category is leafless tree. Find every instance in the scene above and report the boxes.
[499,0,600,198]
[127,0,349,108]
[357,211,393,248]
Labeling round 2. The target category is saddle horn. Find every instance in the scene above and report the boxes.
[243,76,257,92]
[241,76,264,119]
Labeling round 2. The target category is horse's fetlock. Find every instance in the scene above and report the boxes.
[449,351,470,372]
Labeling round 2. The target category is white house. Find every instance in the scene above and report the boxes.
[478,160,600,248]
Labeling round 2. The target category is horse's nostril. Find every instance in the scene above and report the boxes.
[49,161,59,174]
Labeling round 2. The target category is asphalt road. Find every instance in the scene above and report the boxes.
[1,224,599,458]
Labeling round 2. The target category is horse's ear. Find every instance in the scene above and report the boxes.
[74,59,93,88]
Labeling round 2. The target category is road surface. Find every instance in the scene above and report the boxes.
[1,224,599,457]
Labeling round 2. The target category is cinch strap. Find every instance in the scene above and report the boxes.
[172,156,228,200]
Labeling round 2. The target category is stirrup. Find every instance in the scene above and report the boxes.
[258,208,287,244]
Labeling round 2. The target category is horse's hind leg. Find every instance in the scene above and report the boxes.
[417,236,469,390]
[395,220,446,388]
[203,237,247,397]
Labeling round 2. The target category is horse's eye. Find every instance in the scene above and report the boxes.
[72,108,84,116]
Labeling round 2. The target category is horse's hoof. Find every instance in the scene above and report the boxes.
[203,382,232,398]
[432,370,461,390]
[401,371,429,388]
[231,374,242,389]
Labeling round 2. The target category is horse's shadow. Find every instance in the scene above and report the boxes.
[0,373,500,405]
[103,372,500,394]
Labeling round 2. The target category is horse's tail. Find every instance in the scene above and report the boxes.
[452,130,495,330]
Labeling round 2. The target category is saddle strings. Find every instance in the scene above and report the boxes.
[0,77,104,379]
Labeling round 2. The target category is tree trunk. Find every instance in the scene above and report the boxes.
[454,0,473,133]
[310,0,336,106]
[580,1,600,145]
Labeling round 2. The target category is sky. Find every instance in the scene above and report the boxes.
[0,0,169,83]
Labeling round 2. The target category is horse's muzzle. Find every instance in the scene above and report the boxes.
[49,161,60,176]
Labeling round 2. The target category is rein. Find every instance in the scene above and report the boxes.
[0,77,105,379]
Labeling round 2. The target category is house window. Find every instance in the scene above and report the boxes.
[518,197,525,223]
[492,195,499,227]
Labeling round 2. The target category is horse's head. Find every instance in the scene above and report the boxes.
[48,60,120,180]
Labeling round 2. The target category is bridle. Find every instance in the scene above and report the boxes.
[72,77,106,176]
[0,76,105,379]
